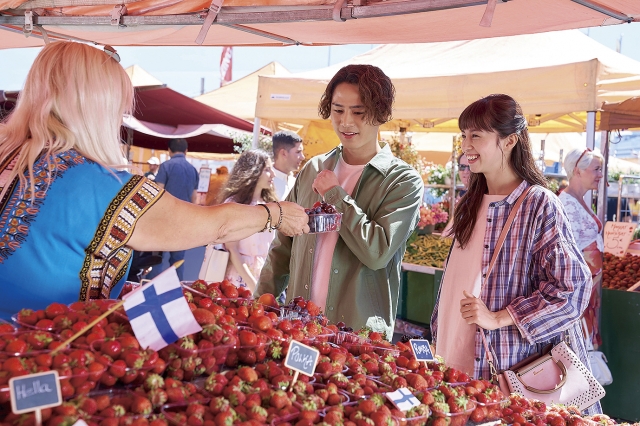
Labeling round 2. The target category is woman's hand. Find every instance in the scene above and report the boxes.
[460,290,514,330]
[270,201,310,237]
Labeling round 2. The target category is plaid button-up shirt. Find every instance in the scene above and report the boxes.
[432,180,593,384]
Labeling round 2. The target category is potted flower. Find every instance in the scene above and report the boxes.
[417,203,448,235]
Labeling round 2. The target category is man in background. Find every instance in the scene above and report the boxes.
[145,156,160,181]
[155,138,199,279]
[272,130,305,201]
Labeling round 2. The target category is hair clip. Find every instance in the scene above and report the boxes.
[103,45,121,63]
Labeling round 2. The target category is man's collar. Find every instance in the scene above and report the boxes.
[171,152,186,158]
[324,142,393,175]
[273,168,292,180]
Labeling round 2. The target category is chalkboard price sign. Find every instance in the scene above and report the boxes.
[284,340,320,377]
[409,339,435,362]
[9,370,62,414]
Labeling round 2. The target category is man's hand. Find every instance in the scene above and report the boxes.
[312,170,340,197]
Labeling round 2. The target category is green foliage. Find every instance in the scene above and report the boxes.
[232,132,273,154]
[387,134,425,177]
[425,163,452,198]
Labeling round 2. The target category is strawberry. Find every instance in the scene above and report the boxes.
[192,308,217,326]
[131,395,153,415]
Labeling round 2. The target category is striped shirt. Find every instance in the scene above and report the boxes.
[432,180,593,386]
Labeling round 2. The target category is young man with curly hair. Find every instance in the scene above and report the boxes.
[256,65,423,339]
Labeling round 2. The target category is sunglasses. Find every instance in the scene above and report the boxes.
[103,45,121,63]
[576,148,592,166]
[458,164,470,171]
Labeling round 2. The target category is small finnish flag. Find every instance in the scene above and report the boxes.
[386,388,421,412]
[123,267,202,351]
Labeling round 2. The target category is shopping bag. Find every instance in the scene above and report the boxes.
[198,244,229,283]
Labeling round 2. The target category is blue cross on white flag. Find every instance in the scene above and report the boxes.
[386,388,421,412]
[123,267,202,351]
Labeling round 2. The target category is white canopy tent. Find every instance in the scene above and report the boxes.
[256,30,640,133]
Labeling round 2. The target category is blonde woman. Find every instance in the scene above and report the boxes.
[559,148,605,348]
[0,42,309,319]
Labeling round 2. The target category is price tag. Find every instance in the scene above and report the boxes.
[9,371,62,415]
[409,339,435,362]
[284,340,319,377]
[197,167,212,193]
[386,388,421,412]
[604,222,637,256]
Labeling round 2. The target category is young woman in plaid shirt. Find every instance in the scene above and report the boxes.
[432,94,600,414]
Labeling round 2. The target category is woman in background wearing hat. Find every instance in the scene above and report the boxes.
[145,156,160,181]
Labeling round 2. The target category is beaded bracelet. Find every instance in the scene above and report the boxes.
[258,203,272,233]
[271,201,283,231]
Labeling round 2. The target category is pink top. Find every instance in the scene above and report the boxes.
[436,194,504,375]
[310,157,365,311]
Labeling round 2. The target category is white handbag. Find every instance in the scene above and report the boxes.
[582,318,613,386]
[499,341,606,411]
[198,244,229,283]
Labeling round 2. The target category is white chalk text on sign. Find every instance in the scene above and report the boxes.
[284,340,320,377]
[9,370,62,414]
[409,339,435,362]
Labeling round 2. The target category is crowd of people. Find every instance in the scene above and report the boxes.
[0,41,606,413]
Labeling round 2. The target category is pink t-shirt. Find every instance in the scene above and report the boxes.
[436,194,504,376]
[310,158,365,311]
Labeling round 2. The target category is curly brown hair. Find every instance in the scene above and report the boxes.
[318,65,395,125]
[218,149,277,205]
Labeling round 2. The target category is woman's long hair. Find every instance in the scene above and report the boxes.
[219,149,277,205]
[450,94,547,248]
[0,41,133,198]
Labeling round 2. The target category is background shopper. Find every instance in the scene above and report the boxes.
[272,130,305,201]
[154,138,199,279]
[560,148,605,348]
[220,150,277,293]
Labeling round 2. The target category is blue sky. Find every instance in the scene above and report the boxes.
[1,24,640,97]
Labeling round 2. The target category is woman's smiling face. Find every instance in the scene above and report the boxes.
[460,128,508,176]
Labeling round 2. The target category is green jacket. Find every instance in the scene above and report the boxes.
[256,143,423,339]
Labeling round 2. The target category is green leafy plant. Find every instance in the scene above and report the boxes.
[386,134,425,177]
[232,132,272,154]
[425,163,452,197]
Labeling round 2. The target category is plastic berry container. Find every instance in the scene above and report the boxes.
[307,212,343,233]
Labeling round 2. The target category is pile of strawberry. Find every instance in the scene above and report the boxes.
[0,282,627,426]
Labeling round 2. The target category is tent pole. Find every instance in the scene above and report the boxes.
[450,135,457,221]
[598,130,609,225]
[252,117,261,149]
[585,111,596,207]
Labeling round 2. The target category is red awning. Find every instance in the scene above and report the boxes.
[130,86,255,153]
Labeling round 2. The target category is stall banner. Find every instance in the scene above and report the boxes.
[123,266,202,351]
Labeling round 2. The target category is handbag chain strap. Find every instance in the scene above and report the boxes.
[477,185,533,383]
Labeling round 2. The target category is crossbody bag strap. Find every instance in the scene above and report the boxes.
[478,185,534,381]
